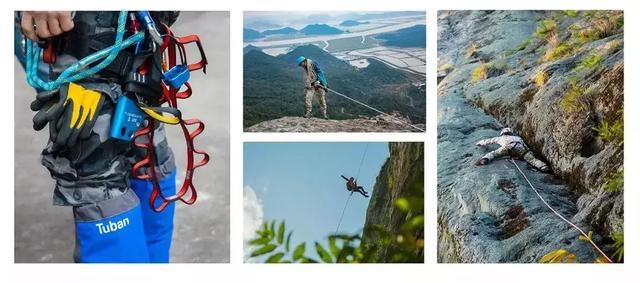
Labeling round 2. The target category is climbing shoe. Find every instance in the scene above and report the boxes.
[475,158,489,166]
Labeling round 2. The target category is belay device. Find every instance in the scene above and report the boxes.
[24,11,210,212]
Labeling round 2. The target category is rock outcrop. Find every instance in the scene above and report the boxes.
[244,115,424,133]
[361,142,424,262]
[438,11,623,263]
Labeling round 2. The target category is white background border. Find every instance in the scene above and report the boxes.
[2,0,636,282]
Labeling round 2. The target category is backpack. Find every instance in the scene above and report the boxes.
[313,62,328,88]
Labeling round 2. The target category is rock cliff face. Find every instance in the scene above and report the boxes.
[438,11,623,263]
[244,115,424,133]
[361,142,424,262]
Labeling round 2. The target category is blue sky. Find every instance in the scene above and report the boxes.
[243,142,389,253]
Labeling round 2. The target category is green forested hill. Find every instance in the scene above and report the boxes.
[243,45,425,127]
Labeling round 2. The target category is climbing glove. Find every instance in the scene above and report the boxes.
[31,82,106,149]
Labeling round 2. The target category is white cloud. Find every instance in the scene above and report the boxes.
[243,186,264,261]
[244,185,264,241]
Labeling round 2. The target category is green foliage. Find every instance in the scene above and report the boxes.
[534,19,558,40]
[540,249,576,263]
[594,115,623,145]
[611,233,624,262]
[560,78,584,112]
[574,52,603,72]
[563,10,579,17]
[515,39,531,51]
[571,11,624,45]
[602,170,623,192]
[542,43,573,62]
[470,62,504,83]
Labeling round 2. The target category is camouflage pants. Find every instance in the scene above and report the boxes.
[38,82,175,206]
[482,142,548,171]
[304,87,327,117]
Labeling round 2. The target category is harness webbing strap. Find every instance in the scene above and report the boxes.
[509,159,613,263]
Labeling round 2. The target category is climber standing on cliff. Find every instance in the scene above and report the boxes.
[296,56,329,119]
[341,175,369,197]
[475,127,550,172]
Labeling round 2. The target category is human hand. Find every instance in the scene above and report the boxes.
[21,11,74,41]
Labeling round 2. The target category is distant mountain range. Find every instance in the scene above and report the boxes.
[262,27,298,36]
[243,28,264,41]
[244,24,344,41]
[339,20,369,27]
[243,45,425,127]
[299,24,343,35]
[374,25,426,48]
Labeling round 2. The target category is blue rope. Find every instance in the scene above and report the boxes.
[25,11,145,91]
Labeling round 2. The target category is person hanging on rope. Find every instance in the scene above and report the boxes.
[475,127,550,172]
[296,56,329,119]
[341,175,369,197]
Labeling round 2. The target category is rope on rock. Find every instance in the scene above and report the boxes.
[325,87,425,132]
[509,158,613,263]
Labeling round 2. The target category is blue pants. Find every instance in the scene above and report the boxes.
[73,174,176,263]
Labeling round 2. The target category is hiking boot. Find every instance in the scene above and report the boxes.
[475,158,489,166]
[304,112,312,118]
[322,114,329,120]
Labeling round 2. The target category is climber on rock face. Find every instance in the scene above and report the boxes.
[475,127,550,172]
[341,175,369,197]
[296,56,329,119]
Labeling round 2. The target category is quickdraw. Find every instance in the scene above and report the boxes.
[131,23,210,212]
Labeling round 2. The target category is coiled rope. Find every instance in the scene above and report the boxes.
[335,143,370,234]
[509,158,613,263]
[325,87,425,132]
[25,11,144,91]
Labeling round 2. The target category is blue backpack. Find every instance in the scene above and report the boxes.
[313,62,328,88]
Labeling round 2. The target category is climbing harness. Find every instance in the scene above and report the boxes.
[509,159,613,263]
[25,11,210,213]
[335,143,370,233]
[324,87,425,132]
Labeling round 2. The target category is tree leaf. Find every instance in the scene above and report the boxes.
[293,243,306,261]
[277,221,285,244]
[266,252,284,263]
[395,198,410,212]
[250,243,277,257]
[285,231,293,252]
[328,236,340,257]
[315,242,333,263]
[248,237,270,246]
[539,249,574,263]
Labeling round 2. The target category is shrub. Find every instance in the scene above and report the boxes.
[563,10,579,17]
[534,19,558,40]
[543,43,573,62]
[466,42,478,58]
[560,78,584,112]
[532,69,549,87]
[602,170,623,192]
[594,116,623,145]
[470,62,504,83]
[574,53,604,72]
[611,233,624,262]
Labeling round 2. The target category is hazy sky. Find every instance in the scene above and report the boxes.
[243,142,389,259]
